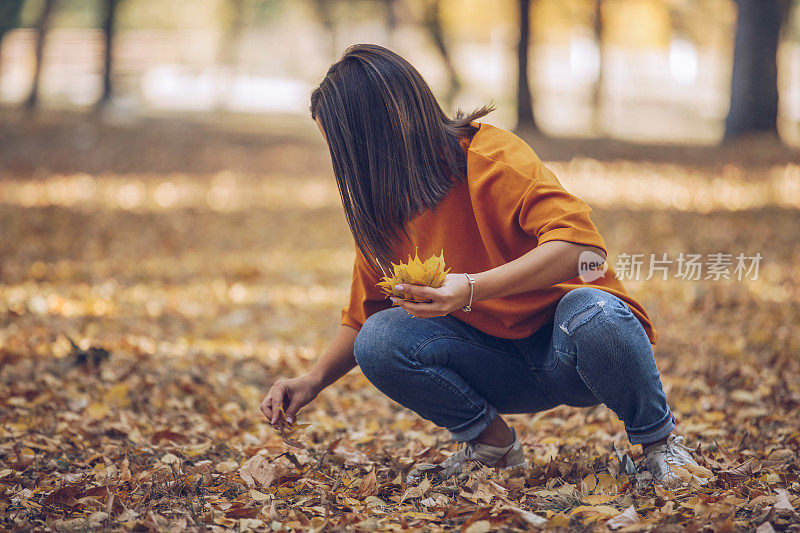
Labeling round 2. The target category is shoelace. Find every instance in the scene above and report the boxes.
[666,436,692,454]
[635,435,695,471]
[662,436,695,464]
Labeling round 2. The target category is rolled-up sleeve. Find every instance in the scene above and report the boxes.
[341,244,393,331]
[518,161,607,255]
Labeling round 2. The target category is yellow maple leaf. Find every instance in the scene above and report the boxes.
[376,249,450,302]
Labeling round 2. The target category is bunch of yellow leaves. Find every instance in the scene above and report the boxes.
[376,249,450,302]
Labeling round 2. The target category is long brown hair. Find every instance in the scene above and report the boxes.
[310,43,494,273]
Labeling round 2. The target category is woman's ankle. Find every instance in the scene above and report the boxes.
[474,417,514,447]
[641,435,669,452]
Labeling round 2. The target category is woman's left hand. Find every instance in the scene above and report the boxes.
[390,273,472,318]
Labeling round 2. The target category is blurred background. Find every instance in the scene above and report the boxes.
[0,0,799,143]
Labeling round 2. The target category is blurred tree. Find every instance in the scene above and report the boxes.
[382,0,397,45]
[24,0,56,111]
[0,0,25,88]
[516,0,537,132]
[312,0,338,61]
[591,0,604,135]
[421,0,461,108]
[95,0,120,112]
[724,0,791,140]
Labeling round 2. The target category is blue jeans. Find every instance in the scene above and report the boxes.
[353,287,675,445]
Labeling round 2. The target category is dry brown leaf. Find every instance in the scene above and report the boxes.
[682,462,714,479]
[357,468,378,499]
[463,520,491,533]
[497,504,547,526]
[400,476,431,503]
[238,455,287,489]
[774,489,794,513]
[719,459,756,484]
[755,523,776,533]
[605,506,641,530]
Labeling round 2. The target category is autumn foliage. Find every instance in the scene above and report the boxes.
[1,117,799,531]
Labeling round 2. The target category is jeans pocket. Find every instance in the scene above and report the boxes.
[512,321,558,371]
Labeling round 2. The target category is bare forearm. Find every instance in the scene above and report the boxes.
[472,241,606,302]
[306,324,359,391]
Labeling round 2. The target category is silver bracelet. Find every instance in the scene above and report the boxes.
[461,273,475,312]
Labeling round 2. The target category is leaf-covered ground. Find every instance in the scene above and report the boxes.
[1,114,799,531]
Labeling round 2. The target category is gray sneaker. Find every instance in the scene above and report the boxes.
[406,427,528,484]
[639,434,708,486]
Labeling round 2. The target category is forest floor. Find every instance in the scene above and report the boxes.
[1,111,799,531]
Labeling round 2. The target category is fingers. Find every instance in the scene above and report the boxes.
[398,300,436,313]
[396,283,437,303]
[261,382,288,426]
[394,299,446,318]
[260,391,277,421]
[284,396,304,426]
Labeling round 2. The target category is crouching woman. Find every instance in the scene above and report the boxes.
[261,44,701,486]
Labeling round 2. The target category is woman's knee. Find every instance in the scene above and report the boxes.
[555,287,647,351]
[353,307,409,378]
[555,287,617,336]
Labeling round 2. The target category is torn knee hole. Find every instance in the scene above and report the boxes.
[559,301,605,335]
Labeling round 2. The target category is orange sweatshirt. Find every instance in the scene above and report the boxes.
[340,122,657,345]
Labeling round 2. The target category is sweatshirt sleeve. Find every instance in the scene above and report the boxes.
[341,244,393,331]
[518,161,607,255]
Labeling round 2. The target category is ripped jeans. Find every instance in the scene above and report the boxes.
[353,287,675,445]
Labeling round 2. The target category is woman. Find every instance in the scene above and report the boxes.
[260,44,702,486]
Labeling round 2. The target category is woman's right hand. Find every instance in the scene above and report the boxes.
[260,374,321,428]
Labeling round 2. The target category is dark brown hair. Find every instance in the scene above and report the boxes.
[310,43,494,272]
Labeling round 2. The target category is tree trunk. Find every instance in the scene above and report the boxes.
[723,0,788,140]
[383,0,397,47]
[422,0,461,108]
[516,0,536,132]
[25,0,56,111]
[313,0,337,62]
[591,0,604,135]
[96,0,119,112]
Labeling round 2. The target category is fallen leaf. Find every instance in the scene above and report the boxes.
[85,402,110,420]
[160,453,180,465]
[249,489,269,502]
[215,461,239,473]
[774,489,794,512]
[606,506,641,530]
[238,456,286,489]
[719,459,756,484]
[498,504,547,526]
[400,476,431,502]
[463,520,491,533]
[357,468,377,499]
[584,494,617,505]
[570,504,620,518]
